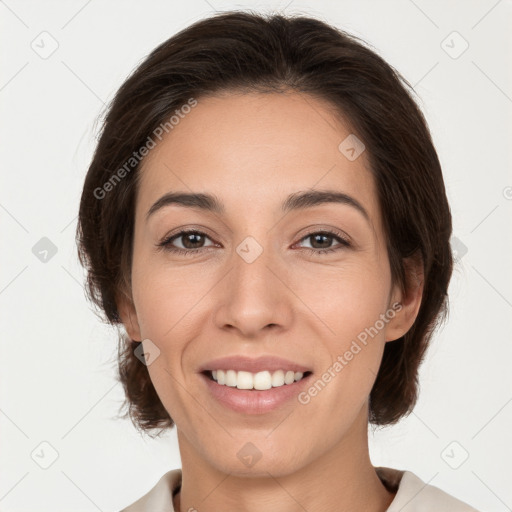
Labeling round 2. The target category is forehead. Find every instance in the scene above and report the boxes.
[136,91,379,226]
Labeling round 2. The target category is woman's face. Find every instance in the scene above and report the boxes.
[120,91,413,476]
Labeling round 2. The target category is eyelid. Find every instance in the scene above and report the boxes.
[158,224,217,243]
[294,225,352,245]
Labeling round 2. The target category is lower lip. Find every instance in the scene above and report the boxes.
[200,372,313,414]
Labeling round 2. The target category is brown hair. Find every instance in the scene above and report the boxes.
[76,10,453,436]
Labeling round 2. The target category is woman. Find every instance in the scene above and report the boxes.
[76,10,479,512]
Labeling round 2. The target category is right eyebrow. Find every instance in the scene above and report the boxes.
[146,192,225,222]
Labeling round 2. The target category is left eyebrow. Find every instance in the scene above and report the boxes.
[145,188,370,223]
[281,189,370,222]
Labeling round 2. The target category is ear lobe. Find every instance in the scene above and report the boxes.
[385,253,424,342]
[116,292,142,342]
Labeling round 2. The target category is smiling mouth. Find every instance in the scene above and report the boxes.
[201,369,313,390]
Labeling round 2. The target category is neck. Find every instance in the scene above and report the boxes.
[174,407,395,512]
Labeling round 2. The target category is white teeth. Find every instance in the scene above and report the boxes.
[225,370,237,387]
[271,370,285,387]
[253,371,272,390]
[210,369,306,390]
[237,371,254,390]
[284,370,295,384]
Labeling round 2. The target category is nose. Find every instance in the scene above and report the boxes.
[213,240,293,339]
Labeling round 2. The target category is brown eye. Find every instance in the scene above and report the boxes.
[309,233,334,249]
[178,232,207,249]
[158,230,216,255]
[296,230,351,255]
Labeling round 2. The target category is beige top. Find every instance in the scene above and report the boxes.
[120,466,480,511]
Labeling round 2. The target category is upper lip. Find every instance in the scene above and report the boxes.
[198,355,312,374]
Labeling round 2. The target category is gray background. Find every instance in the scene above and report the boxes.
[1,0,511,510]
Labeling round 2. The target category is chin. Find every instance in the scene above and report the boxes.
[206,439,311,478]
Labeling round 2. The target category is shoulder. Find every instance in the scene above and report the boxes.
[119,468,182,512]
[376,466,480,512]
[119,466,480,512]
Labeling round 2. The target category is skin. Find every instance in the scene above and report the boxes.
[118,91,423,512]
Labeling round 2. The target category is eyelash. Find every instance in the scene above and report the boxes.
[156,229,351,257]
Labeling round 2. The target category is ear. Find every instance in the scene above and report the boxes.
[385,252,424,342]
[116,290,142,342]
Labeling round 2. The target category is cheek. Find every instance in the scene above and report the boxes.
[288,254,391,333]
[131,253,211,339]
[294,258,391,393]
[129,261,212,413]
